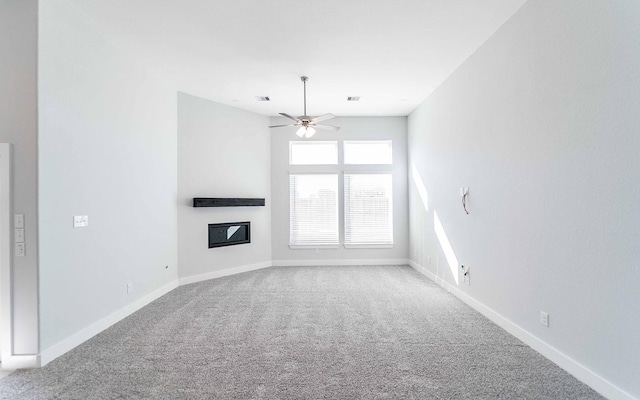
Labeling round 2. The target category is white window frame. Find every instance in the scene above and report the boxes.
[288,139,394,249]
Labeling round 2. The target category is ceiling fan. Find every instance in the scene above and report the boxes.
[268,76,340,138]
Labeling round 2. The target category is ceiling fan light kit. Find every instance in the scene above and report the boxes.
[269,76,340,138]
[296,126,316,138]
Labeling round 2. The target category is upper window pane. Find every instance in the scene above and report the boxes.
[290,141,338,165]
[344,140,392,164]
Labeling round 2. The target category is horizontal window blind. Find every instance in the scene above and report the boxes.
[344,173,393,245]
[290,174,339,246]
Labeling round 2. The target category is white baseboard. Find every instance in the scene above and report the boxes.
[40,280,179,367]
[0,368,16,379]
[272,259,410,267]
[408,260,636,400]
[178,261,272,286]
[178,260,412,284]
[0,354,39,370]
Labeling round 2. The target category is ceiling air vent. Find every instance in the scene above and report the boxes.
[347,96,360,101]
[255,96,270,101]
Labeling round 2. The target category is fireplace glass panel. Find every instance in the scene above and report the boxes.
[208,222,250,248]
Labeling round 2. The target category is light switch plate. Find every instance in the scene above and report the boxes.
[15,228,24,243]
[73,215,89,228]
[14,214,24,228]
[540,311,549,327]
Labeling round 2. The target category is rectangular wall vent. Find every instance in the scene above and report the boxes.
[255,96,270,101]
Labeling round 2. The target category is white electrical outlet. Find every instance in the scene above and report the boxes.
[461,264,471,284]
[540,311,549,327]
[126,282,133,294]
[15,243,25,257]
[73,215,89,228]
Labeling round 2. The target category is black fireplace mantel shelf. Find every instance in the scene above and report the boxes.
[193,198,265,208]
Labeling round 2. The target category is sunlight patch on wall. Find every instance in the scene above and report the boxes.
[411,162,429,212]
[434,211,459,285]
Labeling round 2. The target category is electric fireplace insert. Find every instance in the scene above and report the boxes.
[208,221,250,248]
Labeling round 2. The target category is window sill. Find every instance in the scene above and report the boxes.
[343,243,394,249]
[289,244,340,250]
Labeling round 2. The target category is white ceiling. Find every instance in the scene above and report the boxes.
[61,0,527,117]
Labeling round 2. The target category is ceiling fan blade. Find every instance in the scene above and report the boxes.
[279,113,299,122]
[311,113,335,123]
[313,124,341,131]
[268,124,297,128]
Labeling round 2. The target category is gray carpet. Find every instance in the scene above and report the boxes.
[0,265,602,399]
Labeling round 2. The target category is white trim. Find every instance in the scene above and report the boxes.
[343,243,394,249]
[1,354,39,370]
[178,261,271,286]
[0,369,15,379]
[0,143,13,369]
[272,259,409,267]
[40,280,179,367]
[408,260,637,400]
[288,244,339,250]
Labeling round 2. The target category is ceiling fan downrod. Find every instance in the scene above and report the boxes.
[301,76,308,117]
[266,75,339,136]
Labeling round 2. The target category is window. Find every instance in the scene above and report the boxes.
[288,140,394,248]
[289,174,339,247]
[344,174,393,246]
[290,141,338,165]
[344,140,392,165]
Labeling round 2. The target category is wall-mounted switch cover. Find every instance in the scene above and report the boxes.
[14,214,24,228]
[126,282,133,294]
[540,311,549,327]
[15,228,24,243]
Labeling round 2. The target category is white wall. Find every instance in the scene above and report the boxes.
[0,0,39,355]
[38,2,178,351]
[271,117,408,264]
[177,93,272,281]
[408,1,640,398]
